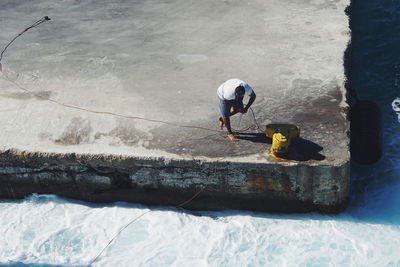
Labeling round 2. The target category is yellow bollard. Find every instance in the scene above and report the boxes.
[265,124,300,157]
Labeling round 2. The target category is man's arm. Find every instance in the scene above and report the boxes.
[243,92,256,112]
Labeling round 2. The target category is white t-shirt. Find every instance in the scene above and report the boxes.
[217,78,253,100]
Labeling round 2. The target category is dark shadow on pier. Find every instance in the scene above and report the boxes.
[288,137,325,161]
[236,133,325,161]
[235,132,271,144]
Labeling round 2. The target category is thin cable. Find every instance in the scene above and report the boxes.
[238,113,243,128]
[0,16,50,64]
[249,107,263,132]
[1,73,221,133]
[86,184,207,267]
[1,72,261,134]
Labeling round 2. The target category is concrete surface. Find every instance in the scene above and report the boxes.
[0,0,351,212]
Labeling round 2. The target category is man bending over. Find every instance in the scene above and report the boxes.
[217,78,256,141]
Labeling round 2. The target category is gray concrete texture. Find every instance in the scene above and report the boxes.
[0,0,351,212]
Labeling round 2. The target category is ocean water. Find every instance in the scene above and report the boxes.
[1,1,400,266]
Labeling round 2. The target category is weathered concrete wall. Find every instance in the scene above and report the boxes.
[0,149,349,213]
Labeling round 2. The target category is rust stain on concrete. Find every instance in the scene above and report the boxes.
[246,173,292,193]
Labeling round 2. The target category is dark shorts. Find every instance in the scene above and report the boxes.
[219,97,244,119]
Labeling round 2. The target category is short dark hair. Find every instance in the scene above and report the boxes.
[235,86,245,98]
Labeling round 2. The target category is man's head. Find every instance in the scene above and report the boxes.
[235,85,245,100]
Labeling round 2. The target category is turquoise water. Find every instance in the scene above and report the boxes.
[1,194,400,267]
[1,1,400,266]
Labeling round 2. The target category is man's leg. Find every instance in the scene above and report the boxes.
[221,117,238,141]
[223,100,246,141]
[219,116,224,129]
[219,98,238,141]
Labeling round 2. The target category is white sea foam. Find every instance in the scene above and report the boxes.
[392,97,400,122]
[1,194,400,267]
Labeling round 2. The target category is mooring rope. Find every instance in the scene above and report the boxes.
[1,72,222,133]
[86,184,208,267]
[2,71,262,134]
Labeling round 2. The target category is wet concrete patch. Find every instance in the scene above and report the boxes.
[94,119,149,147]
[293,87,346,148]
[147,112,270,158]
[148,108,328,162]
[147,83,341,162]
[55,117,92,145]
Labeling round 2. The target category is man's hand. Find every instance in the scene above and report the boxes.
[240,107,248,114]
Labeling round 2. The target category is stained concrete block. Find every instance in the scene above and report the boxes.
[0,0,350,213]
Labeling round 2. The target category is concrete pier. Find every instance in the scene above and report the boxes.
[0,0,350,213]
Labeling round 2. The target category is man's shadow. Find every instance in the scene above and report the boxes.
[235,132,271,144]
[236,132,325,161]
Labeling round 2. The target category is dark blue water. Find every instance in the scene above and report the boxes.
[346,0,400,224]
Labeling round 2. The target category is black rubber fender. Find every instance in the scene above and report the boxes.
[350,100,382,164]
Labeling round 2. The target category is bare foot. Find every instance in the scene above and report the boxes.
[219,117,224,130]
[227,133,239,142]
